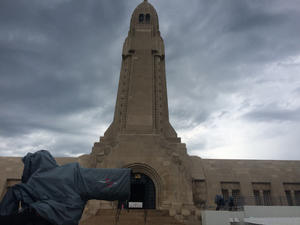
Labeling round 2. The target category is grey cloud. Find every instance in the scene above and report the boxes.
[0,0,129,147]
[243,106,300,122]
[164,0,300,68]
[0,0,300,159]
[188,141,207,155]
[48,139,93,157]
[0,0,126,120]
[164,0,300,131]
[293,87,300,95]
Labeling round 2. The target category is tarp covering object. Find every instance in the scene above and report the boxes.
[0,150,131,225]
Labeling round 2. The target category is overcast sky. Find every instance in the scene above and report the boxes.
[0,0,299,159]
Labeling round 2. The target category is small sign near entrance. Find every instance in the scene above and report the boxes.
[129,202,143,208]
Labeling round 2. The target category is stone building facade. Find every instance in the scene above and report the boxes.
[1,1,300,224]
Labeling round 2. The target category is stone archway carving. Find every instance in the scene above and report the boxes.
[124,163,163,209]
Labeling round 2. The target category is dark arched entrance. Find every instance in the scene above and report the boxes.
[127,173,156,209]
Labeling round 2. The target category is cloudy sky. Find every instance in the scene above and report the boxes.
[0,0,299,159]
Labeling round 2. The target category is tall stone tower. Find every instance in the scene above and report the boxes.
[104,0,178,140]
[89,0,194,212]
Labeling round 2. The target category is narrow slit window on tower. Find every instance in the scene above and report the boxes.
[139,14,144,23]
[146,14,150,23]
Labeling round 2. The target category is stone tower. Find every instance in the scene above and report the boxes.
[104,0,178,140]
[90,0,194,213]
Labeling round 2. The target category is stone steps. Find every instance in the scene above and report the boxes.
[80,209,185,225]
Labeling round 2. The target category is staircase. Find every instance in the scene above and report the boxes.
[80,209,185,225]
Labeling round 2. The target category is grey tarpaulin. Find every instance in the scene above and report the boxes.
[0,150,131,225]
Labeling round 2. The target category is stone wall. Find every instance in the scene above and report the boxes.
[1,154,300,222]
[189,157,300,208]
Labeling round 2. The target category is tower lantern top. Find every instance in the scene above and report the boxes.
[130,0,159,33]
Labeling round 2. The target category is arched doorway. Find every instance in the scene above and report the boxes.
[128,173,156,209]
[122,163,162,209]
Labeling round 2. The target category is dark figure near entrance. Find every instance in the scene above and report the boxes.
[215,195,225,210]
[0,150,131,225]
[228,196,235,211]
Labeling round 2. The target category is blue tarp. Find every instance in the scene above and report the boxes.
[0,150,131,225]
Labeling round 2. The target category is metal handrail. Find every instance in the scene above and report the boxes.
[197,195,300,211]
